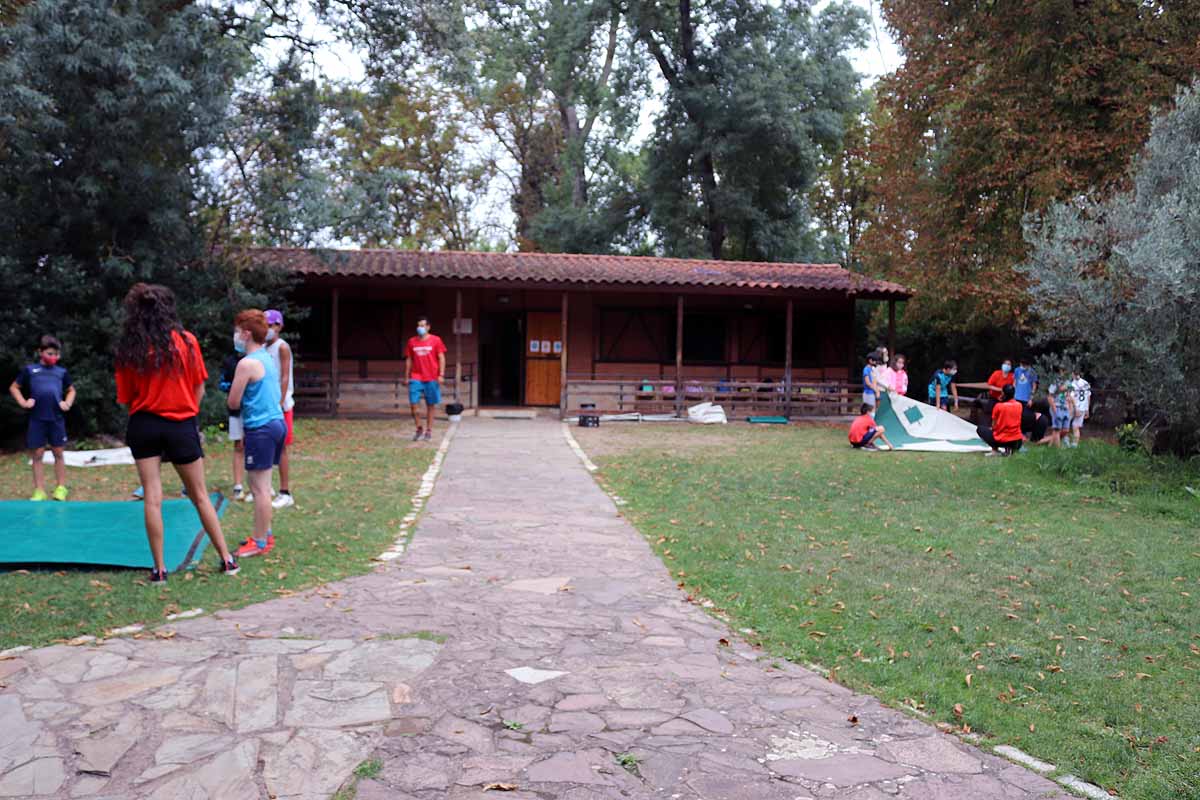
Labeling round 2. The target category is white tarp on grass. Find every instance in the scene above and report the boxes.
[38,447,135,467]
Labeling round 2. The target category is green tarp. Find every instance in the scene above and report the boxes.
[873,392,991,452]
[0,494,227,571]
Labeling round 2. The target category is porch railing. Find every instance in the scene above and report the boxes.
[294,364,476,417]
[563,376,859,419]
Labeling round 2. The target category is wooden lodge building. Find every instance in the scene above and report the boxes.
[253,249,911,418]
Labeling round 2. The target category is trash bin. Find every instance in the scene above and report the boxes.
[579,402,599,428]
[445,402,464,422]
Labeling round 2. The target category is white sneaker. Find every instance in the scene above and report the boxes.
[272,492,295,509]
[232,485,245,501]
[244,487,276,503]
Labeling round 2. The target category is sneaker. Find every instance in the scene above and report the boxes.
[271,491,295,510]
[985,450,1003,457]
[30,488,48,501]
[149,569,168,584]
[243,487,275,503]
[52,485,69,501]
[232,485,245,501]
[221,557,240,576]
[423,429,432,441]
[412,427,424,441]
[860,443,879,451]
[235,534,275,559]
[132,486,145,500]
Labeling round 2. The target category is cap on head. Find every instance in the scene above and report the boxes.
[265,309,284,326]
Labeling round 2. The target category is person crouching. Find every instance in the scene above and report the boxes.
[849,403,894,451]
[227,310,287,558]
[978,384,1024,456]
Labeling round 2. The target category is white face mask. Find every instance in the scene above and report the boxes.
[266,329,277,341]
[233,333,246,353]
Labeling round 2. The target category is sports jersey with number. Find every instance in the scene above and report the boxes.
[1071,378,1091,413]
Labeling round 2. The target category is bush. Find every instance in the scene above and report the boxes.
[1019,80,1200,455]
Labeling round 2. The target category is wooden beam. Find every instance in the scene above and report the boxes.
[455,289,463,402]
[887,299,896,361]
[559,292,569,419]
[784,298,794,418]
[675,295,684,417]
[331,287,340,417]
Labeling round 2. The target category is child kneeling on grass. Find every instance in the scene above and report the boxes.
[9,335,75,501]
[227,309,287,559]
[848,403,894,451]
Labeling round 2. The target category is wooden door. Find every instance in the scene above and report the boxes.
[524,311,562,406]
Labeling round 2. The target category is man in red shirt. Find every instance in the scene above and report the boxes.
[848,404,894,451]
[977,384,1024,456]
[405,316,447,442]
[987,359,1015,401]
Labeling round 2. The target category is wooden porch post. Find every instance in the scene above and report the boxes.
[559,292,569,419]
[784,298,794,418]
[330,287,340,418]
[455,289,463,403]
[675,295,684,417]
[887,299,896,360]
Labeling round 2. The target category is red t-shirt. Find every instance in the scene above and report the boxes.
[115,330,208,420]
[987,370,1014,400]
[406,334,447,382]
[848,413,876,444]
[992,399,1023,443]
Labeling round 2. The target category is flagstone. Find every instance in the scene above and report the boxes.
[71,667,182,706]
[0,756,66,797]
[154,733,235,766]
[264,728,376,800]
[75,716,142,775]
[285,680,391,727]
[233,655,278,732]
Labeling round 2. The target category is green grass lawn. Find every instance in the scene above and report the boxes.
[0,418,435,651]
[580,424,1200,800]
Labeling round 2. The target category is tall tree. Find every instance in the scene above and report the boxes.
[868,0,1200,333]
[627,0,866,261]
[809,97,877,271]
[1020,80,1200,454]
[0,0,279,436]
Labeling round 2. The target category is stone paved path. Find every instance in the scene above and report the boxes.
[0,418,1075,799]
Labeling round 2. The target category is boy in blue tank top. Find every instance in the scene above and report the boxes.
[227,310,287,558]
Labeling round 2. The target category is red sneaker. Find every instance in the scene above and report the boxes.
[235,535,274,558]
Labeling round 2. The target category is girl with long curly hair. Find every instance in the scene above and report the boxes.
[114,283,238,583]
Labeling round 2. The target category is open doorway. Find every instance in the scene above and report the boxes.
[479,312,523,406]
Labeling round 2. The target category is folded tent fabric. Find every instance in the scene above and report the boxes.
[0,494,226,570]
[38,447,135,467]
[872,392,991,453]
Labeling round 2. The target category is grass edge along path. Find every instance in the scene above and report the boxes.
[0,419,437,651]
[583,424,1199,800]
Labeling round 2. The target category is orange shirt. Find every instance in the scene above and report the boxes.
[848,413,876,444]
[987,369,1014,400]
[115,330,208,420]
[992,399,1023,443]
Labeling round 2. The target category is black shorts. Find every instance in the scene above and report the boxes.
[126,412,204,464]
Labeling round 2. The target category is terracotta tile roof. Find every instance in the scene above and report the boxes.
[245,247,910,299]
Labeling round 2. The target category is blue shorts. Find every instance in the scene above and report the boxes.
[243,418,287,472]
[851,428,878,448]
[928,395,950,409]
[27,418,67,450]
[409,380,441,406]
[1051,410,1070,430]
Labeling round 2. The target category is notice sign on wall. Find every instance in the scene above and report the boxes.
[552,341,563,354]
[540,340,551,354]
[529,340,540,353]
[452,317,473,334]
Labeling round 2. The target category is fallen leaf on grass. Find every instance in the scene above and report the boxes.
[965,674,972,687]
[1136,672,1152,680]
[953,703,964,718]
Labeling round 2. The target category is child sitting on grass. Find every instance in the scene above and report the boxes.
[9,335,75,501]
[848,403,894,451]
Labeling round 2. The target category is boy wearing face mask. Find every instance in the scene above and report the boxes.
[9,335,75,501]
[264,309,295,509]
[987,359,1015,402]
[928,360,959,410]
[405,316,447,441]
[848,403,894,451]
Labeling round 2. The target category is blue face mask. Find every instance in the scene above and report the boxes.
[233,334,246,354]
[416,326,428,336]
[1001,363,1012,373]
[266,329,277,341]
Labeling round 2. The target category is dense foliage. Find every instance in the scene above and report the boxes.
[0,1,289,441]
[867,0,1200,334]
[1020,81,1200,454]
